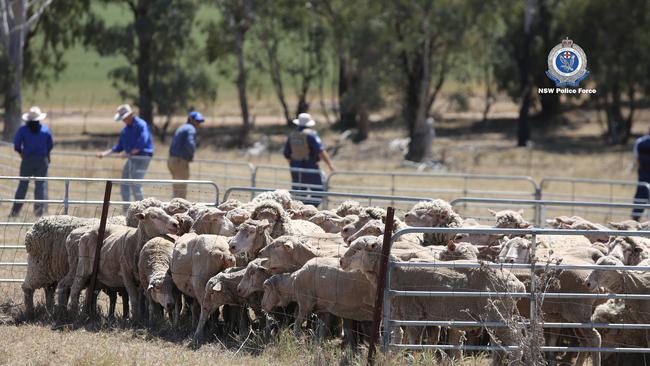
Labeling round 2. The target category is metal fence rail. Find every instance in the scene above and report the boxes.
[222,186,431,211]
[381,226,650,356]
[450,197,650,226]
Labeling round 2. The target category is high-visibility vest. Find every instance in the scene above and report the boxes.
[289,129,313,161]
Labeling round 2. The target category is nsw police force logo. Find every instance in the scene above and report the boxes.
[545,38,589,88]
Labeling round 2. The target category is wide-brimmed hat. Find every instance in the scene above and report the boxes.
[188,111,205,123]
[292,113,316,127]
[22,106,47,122]
[113,104,133,121]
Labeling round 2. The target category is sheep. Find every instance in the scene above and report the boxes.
[170,233,237,326]
[68,207,180,321]
[339,236,524,363]
[194,267,250,341]
[335,201,362,217]
[138,236,182,326]
[237,258,271,298]
[250,200,324,239]
[263,257,375,342]
[591,299,648,365]
[339,208,388,241]
[162,198,193,215]
[489,209,532,228]
[497,236,602,366]
[228,219,274,258]
[546,215,610,243]
[251,189,293,210]
[217,198,243,212]
[608,220,650,231]
[404,200,464,246]
[186,207,236,236]
[288,204,319,221]
[606,236,650,265]
[307,211,346,233]
[344,218,422,246]
[437,241,479,261]
[22,214,126,318]
[257,235,347,274]
[125,197,164,227]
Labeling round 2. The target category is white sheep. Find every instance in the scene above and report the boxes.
[404,200,463,246]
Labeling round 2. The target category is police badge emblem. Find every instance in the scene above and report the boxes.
[545,38,589,87]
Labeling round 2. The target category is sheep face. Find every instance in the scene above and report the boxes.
[439,242,479,261]
[341,215,372,241]
[173,213,194,235]
[288,205,318,221]
[345,219,383,244]
[258,236,308,273]
[261,274,292,312]
[607,237,648,265]
[204,208,236,236]
[496,238,531,264]
[308,211,344,233]
[237,259,269,298]
[340,236,380,273]
[135,207,180,236]
[336,201,362,217]
[584,256,624,292]
[147,274,176,311]
[404,206,435,227]
[217,199,243,212]
[229,219,271,255]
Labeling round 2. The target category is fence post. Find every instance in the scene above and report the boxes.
[85,181,112,318]
[367,207,395,366]
[529,232,537,347]
[63,180,70,215]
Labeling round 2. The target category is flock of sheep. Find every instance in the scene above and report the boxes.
[19,189,650,365]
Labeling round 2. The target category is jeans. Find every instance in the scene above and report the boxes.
[11,156,49,216]
[120,156,151,204]
[632,170,650,220]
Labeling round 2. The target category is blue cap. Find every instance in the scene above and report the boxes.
[188,111,205,122]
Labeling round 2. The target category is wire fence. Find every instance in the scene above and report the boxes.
[381,226,650,359]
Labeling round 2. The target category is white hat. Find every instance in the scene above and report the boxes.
[292,113,316,127]
[114,104,133,121]
[22,106,47,122]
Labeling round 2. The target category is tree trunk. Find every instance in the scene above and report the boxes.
[134,3,154,125]
[159,114,172,143]
[517,0,535,147]
[337,53,357,130]
[263,33,291,125]
[606,87,631,144]
[2,1,26,141]
[235,28,250,145]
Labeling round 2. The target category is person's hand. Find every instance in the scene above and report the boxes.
[120,152,130,159]
[96,152,104,159]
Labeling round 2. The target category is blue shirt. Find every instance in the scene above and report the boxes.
[14,124,54,157]
[283,126,324,166]
[169,123,197,161]
[111,116,154,155]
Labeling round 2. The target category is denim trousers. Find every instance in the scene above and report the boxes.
[11,156,49,216]
[120,156,151,204]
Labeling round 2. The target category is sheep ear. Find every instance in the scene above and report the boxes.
[147,283,154,291]
[282,241,294,250]
[368,241,378,250]
[213,282,222,292]
[136,212,146,221]
[634,247,644,253]
[213,209,226,217]
[488,209,497,216]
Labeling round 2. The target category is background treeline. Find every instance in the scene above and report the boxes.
[0,0,647,161]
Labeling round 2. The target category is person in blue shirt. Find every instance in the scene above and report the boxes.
[10,106,54,217]
[96,104,154,206]
[167,111,204,198]
[283,113,335,207]
[632,128,650,220]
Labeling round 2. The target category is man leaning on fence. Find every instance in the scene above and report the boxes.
[10,106,53,218]
[96,104,154,208]
[632,127,650,220]
[283,113,335,207]
[168,111,204,199]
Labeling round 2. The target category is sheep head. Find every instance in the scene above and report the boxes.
[135,207,180,236]
[237,258,270,298]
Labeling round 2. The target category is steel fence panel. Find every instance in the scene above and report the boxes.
[381,226,650,356]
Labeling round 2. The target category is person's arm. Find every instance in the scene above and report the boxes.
[319,150,335,172]
[130,123,148,156]
[187,128,196,161]
[13,128,23,157]
[97,130,123,158]
[47,129,54,162]
[283,138,291,163]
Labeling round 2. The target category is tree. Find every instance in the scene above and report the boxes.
[86,0,213,129]
[253,1,327,125]
[0,0,54,141]
[386,0,477,162]
[206,0,255,146]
